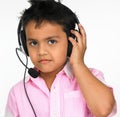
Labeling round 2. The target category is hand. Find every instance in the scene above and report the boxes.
[68,23,87,66]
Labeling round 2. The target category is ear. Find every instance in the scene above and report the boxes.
[67,40,73,57]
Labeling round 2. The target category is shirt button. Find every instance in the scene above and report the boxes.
[52,112,57,117]
[53,86,57,93]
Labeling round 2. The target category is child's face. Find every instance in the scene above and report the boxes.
[25,21,68,75]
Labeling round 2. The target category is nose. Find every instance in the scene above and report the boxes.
[38,43,48,56]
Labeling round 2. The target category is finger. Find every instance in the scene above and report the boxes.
[70,29,83,47]
[78,23,86,37]
[78,24,87,45]
[68,37,77,47]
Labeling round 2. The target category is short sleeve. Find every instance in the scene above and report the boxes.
[4,87,19,117]
[89,68,104,80]
[89,68,117,116]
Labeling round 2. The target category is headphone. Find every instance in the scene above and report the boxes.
[17,17,80,58]
[17,20,29,56]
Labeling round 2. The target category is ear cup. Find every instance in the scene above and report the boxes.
[18,20,29,56]
[67,27,78,57]
[67,40,73,57]
[67,15,80,57]
[20,30,29,56]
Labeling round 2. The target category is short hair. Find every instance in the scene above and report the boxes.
[18,0,79,56]
[21,0,79,36]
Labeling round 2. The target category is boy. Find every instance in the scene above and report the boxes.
[5,0,116,117]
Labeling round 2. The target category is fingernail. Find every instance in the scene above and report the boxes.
[79,23,82,27]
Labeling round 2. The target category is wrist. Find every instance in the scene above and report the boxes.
[71,60,86,69]
[71,61,87,73]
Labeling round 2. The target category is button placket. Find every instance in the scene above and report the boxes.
[50,84,60,117]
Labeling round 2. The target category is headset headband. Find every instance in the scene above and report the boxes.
[17,0,80,57]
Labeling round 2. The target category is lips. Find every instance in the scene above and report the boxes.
[39,59,51,64]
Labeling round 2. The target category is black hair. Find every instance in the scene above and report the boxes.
[18,0,79,56]
[21,0,79,36]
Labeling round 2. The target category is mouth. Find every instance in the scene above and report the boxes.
[38,59,52,64]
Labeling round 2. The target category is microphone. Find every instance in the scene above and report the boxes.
[28,68,40,78]
[16,48,40,78]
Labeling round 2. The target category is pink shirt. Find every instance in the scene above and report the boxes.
[5,62,116,117]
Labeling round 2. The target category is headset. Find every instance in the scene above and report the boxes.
[16,0,80,116]
[17,14,80,77]
[17,18,80,57]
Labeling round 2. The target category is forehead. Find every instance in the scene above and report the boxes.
[25,20,67,39]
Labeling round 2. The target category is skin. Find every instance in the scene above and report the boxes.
[25,20,115,117]
[26,21,68,89]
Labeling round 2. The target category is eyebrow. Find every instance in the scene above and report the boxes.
[45,36,60,40]
[27,36,60,41]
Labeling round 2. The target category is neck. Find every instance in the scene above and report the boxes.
[39,62,67,90]
[40,72,56,90]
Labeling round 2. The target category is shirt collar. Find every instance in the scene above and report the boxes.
[25,61,74,83]
[63,61,74,79]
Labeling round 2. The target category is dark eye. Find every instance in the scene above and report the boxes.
[48,40,57,45]
[29,40,38,46]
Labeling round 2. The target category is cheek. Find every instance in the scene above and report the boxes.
[53,43,68,59]
[28,51,37,64]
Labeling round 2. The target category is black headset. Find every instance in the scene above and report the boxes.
[17,16,80,57]
[17,20,29,56]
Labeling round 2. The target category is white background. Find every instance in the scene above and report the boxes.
[0,0,120,116]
